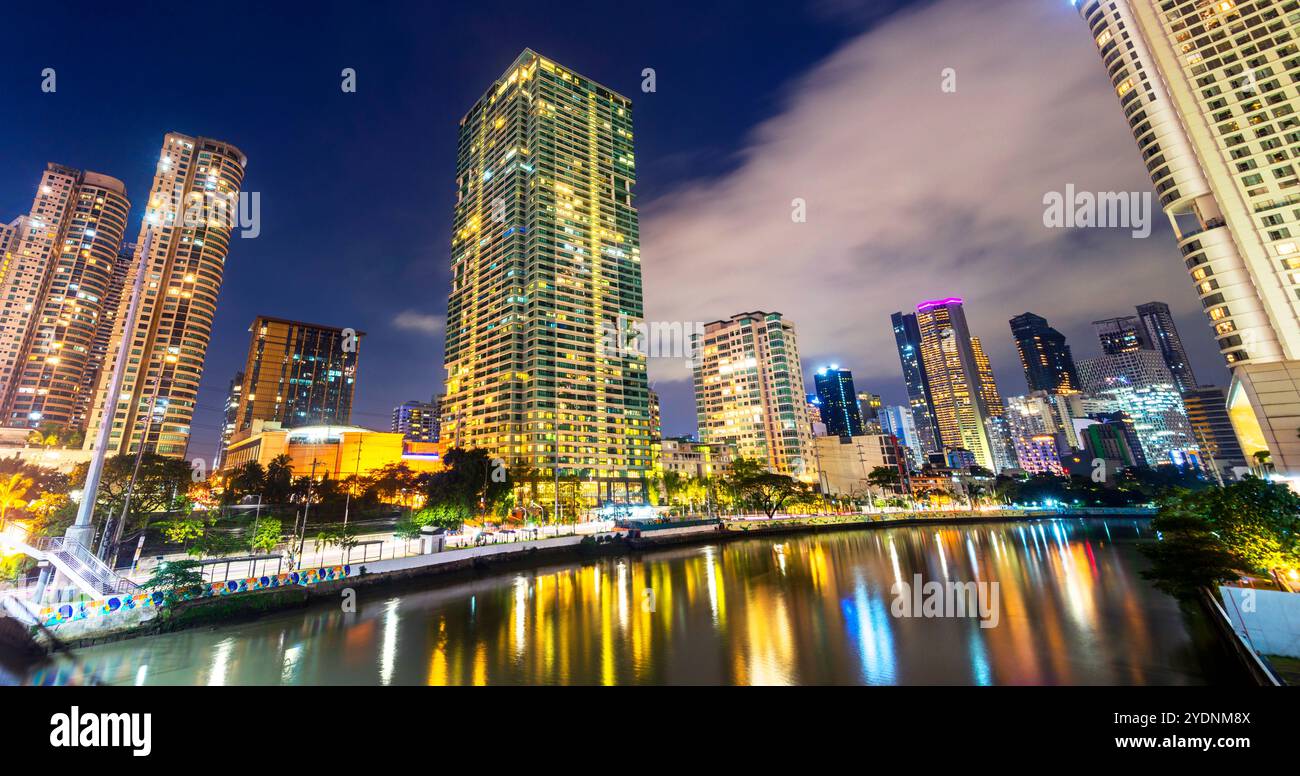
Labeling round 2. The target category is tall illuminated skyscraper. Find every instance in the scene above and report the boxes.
[1076,0,1300,474]
[1136,301,1199,392]
[0,164,130,430]
[813,366,864,437]
[890,311,941,454]
[914,297,1005,470]
[693,311,816,481]
[440,50,652,500]
[85,132,246,457]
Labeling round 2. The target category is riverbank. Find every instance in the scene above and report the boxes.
[14,508,1155,652]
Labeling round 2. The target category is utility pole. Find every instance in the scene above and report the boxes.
[343,433,363,526]
[296,459,320,567]
[69,227,153,552]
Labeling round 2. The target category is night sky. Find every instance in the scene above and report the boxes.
[0,0,1228,459]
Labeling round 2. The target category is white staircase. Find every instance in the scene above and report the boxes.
[2,524,140,599]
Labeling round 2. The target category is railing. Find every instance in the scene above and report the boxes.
[31,536,140,596]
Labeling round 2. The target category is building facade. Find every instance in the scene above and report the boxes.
[1009,311,1080,393]
[392,399,439,443]
[84,132,246,457]
[813,433,906,499]
[1182,384,1248,471]
[693,311,816,481]
[227,316,360,451]
[0,164,130,431]
[439,50,653,500]
[914,297,1005,470]
[1075,0,1300,476]
[1136,301,1199,392]
[890,311,941,454]
[813,366,864,437]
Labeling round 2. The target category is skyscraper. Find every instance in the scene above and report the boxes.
[890,311,941,454]
[914,297,1005,471]
[1136,301,1199,393]
[693,311,816,481]
[813,366,864,437]
[215,371,243,471]
[84,132,246,457]
[1009,312,1080,393]
[1182,385,1248,471]
[1093,316,1149,356]
[227,317,361,446]
[1076,0,1300,474]
[0,164,130,431]
[440,50,652,501]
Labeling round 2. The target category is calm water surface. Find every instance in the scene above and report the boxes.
[25,518,1242,685]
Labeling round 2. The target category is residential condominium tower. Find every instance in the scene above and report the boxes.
[439,50,652,501]
[84,132,246,457]
[0,164,130,431]
[1075,0,1300,475]
[693,311,816,481]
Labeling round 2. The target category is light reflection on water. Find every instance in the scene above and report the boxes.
[25,518,1240,686]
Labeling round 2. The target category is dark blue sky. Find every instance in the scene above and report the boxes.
[0,1,923,456]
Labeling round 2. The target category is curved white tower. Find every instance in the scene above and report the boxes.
[1076,0,1300,476]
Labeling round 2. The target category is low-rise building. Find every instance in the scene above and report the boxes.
[221,421,443,479]
[814,434,906,498]
[658,437,733,479]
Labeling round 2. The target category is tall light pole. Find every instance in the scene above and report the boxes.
[69,227,153,551]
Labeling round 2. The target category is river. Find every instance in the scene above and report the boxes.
[22,517,1243,685]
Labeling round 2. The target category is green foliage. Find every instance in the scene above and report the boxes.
[1160,478,1300,573]
[1142,505,1242,600]
[263,454,294,504]
[313,523,361,558]
[422,448,511,525]
[394,514,422,541]
[249,517,282,553]
[187,530,245,558]
[160,515,205,546]
[726,458,807,518]
[144,559,206,602]
[67,453,191,535]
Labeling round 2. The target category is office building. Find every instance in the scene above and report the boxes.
[215,371,243,470]
[1182,385,1248,471]
[1136,301,1199,393]
[890,311,941,454]
[813,366,864,437]
[914,297,1005,471]
[1009,312,1080,393]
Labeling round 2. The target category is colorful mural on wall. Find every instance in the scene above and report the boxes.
[37,565,352,628]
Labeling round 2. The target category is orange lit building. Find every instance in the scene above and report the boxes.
[220,421,443,479]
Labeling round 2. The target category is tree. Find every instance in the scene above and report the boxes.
[422,448,511,527]
[249,517,282,553]
[1171,478,1300,573]
[144,559,206,602]
[0,472,34,526]
[734,469,804,518]
[1142,498,1242,600]
[314,523,361,562]
[188,531,245,558]
[264,454,294,504]
[68,453,191,537]
[226,461,266,504]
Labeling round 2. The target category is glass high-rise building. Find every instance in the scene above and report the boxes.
[84,132,246,457]
[0,164,130,431]
[440,50,652,500]
[226,316,361,450]
[1136,301,1199,393]
[1009,312,1080,393]
[813,366,864,437]
[1093,316,1150,356]
[1075,0,1300,475]
[914,297,1006,471]
[890,311,941,454]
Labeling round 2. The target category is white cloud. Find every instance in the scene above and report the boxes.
[641,0,1217,399]
[392,310,445,335]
